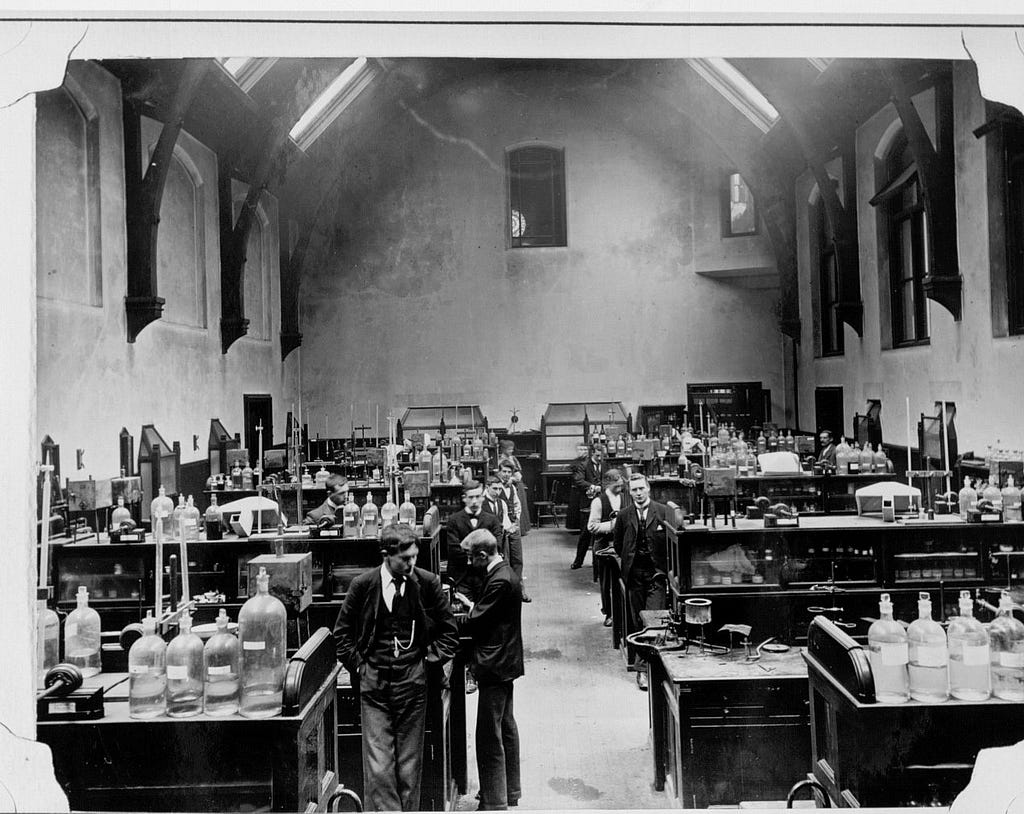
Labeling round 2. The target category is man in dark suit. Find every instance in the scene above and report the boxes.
[570,444,605,569]
[445,480,504,603]
[613,472,671,690]
[304,473,349,524]
[333,524,459,811]
[817,430,838,468]
[461,528,524,811]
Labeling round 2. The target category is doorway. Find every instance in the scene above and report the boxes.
[814,387,844,448]
[243,395,273,466]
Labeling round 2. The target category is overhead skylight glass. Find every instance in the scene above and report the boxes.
[217,57,279,92]
[289,57,376,151]
[807,58,834,72]
[686,58,779,134]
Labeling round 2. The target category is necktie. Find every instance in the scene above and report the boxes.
[391,574,405,612]
[469,512,479,528]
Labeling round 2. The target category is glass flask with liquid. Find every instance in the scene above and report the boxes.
[110,495,132,530]
[380,494,399,527]
[1002,476,1022,523]
[947,590,991,700]
[989,590,1024,701]
[170,495,187,540]
[238,567,288,719]
[958,477,977,516]
[867,593,910,703]
[128,611,166,719]
[65,586,101,677]
[204,494,223,540]
[165,610,204,717]
[183,496,201,542]
[399,490,417,526]
[361,496,380,539]
[151,485,174,541]
[204,609,241,716]
[36,598,60,688]
[907,592,948,703]
[342,493,361,538]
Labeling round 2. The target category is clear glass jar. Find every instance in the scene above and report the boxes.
[342,494,361,538]
[37,601,60,687]
[129,611,166,719]
[238,567,288,719]
[990,590,1024,701]
[165,611,204,717]
[907,592,948,703]
[361,496,380,539]
[868,593,909,703]
[65,586,101,677]
[204,609,241,716]
[947,591,990,700]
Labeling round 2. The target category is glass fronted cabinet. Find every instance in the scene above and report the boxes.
[735,475,824,514]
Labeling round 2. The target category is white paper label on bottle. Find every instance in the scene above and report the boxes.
[878,642,909,666]
[982,513,1001,522]
[243,640,266,651]
[166,664,188,679]
[962,644,990,666]
[915,645,948,667]
[128,664,148,674]
[1000,652,1024,668]
[50,702,76,714]
[65,623,78,638]
[207,664,232,676]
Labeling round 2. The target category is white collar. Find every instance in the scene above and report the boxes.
[380,563,409,588]
[486,555,504,573]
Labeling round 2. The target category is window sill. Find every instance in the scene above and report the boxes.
[884,339,931,351]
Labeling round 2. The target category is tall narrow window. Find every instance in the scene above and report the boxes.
[1006,128,1024,335]
[507,146,566,248]
[883,134,929,345]
[816,202,844,356]
[723,172,757,237]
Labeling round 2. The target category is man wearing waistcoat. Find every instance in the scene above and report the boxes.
[497,460,531,603]
[588,469,624,627]
[446,480,504,603]
[334,524,460,811]
[613,473,671,690]
[570,444,605,569]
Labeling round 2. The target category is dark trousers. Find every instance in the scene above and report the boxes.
[358,661,428,811]
[506,530,524,582]
[572,528,591,567]
[476,679,521,810]
[627,571,667,634]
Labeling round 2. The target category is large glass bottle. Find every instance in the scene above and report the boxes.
[867,593,909,703]
[1002,475,1022,523]
[907,592,948,703]
[872,444,889,473]
[990,590,1024,700]
[65,586,101,677]
[380,493,399,527]
[110,495,132,530]
[982,478,1003,511]
[342,493,361,539]
[150,485,174,541]
[241,461,254,490]
[231,459,243,488]
[204,494,223,540]
[958,477,977,516]
[238,567,287,719]
[361,495,380,538]
[37,599,60,687]
[399,490,417,526]
[947,590,991,700]
[183,496,201,542]
[204,609,241,716]
[170,495,187,540]
[128,610,167,719]
[165,610,204,717]
[858,442,874,473]
[835,437,852,474]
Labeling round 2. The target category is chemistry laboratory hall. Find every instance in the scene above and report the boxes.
[9,16,1024,814]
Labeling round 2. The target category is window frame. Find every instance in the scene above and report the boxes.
[721,171,759,238]
[883,135,930,347]
[506,145,567,249]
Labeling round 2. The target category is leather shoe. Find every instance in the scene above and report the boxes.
[570,562,583,570]
[603,616,612,627]
[636,670,648,691]
[521,594,532,603]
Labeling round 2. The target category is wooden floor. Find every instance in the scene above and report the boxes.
[455,526,669,810]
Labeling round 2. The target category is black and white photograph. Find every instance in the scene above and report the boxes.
[4,4,1024,812]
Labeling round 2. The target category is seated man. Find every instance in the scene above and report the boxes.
[304,473,349,524]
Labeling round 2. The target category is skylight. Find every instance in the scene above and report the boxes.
[807,58,834,73]
[217,57,279,93]
[289,57,376,151]
[686,58,779,134]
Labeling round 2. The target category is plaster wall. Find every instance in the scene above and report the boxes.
[35,61,293,479]
[300,71,784,433]
[796,63,1024,453]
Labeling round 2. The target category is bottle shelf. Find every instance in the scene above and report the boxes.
[893,552,977,559]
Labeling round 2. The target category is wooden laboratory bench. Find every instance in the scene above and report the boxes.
[36,628,344,813]
[639,609,811,809]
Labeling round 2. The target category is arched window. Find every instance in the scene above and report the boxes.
[878,132,929,345]
[157,150,207,328]
[812,196,843,356]
[507,146,566,248]
[243,208,270,340]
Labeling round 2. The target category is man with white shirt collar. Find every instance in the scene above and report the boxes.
[497,460,530,603]
[445,480,504,603]
[613,473,671,690]
[588,469,624,627]
[333,524,459,810]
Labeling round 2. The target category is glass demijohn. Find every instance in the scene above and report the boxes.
[128,610,167,719]
[204,608,241,716]
[165,610,204,717]
[238,566,288,718]
[947,590,990,700]
[65,585,101,677]
[361,495,380,539]
[990,590,1024,701]
[907,592,948,703]
[867,593,909,703]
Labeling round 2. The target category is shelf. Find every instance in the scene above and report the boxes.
[893,552,977,559]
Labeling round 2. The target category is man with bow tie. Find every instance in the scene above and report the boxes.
[613,473,671,690]
[333,524,459,810]
[445,480,503,603]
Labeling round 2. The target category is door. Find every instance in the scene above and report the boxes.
[243,395,273,466]
[814,387,844,450]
